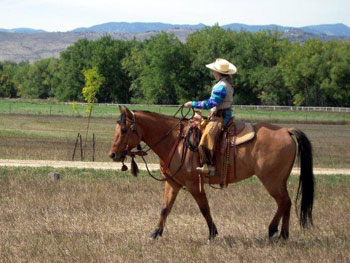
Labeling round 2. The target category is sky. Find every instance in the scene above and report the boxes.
[0,0,349,31]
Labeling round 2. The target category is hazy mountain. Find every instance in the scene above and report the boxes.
[301,23,350,37]
[1,22,349,63]
[222,23,350,37]
[2,22,350,37]
[0,28,47,34]
[0,29,194,63]
[72,22,350,37]
[73,22,206,33]
[221,23,293,32]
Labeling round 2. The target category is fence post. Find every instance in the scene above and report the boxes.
[72,133,79,161]
[92,133,95,162]
[80,133,83,161]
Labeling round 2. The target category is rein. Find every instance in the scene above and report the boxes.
[122,106,194,184]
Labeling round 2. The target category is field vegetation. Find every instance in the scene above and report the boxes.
[1,112,350,168]
[0,167,349,262]
[1,99,350,123]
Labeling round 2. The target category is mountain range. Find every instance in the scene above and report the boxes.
[1,22,350,37]
[1,22,349,63]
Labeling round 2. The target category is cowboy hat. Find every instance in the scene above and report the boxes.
[205,58,237,75]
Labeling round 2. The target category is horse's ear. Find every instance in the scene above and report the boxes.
[119,105,125,113]
[124,106,133,119]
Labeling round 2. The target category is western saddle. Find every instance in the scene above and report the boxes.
[189,114,256,188]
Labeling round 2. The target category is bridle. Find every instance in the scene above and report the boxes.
[117,106,195,182]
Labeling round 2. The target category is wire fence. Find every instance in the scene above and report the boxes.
[0,100,350,125]
[231,105,350,113]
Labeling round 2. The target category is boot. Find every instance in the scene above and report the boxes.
[196,164,216,177]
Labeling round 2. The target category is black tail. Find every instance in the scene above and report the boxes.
[289,129,315,228]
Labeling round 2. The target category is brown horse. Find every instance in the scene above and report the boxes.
[109,106,314,242]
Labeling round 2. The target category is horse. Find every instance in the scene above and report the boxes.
[109,106,314,242]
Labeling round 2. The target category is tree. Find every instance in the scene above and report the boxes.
[0,61,20,98]
[56,38,93,101]
[19,58,60,98]
[90,36,132,103]
[280,39,328,106]
[81,67,105,158]
[57,36,132,103]
[124,33,190,104]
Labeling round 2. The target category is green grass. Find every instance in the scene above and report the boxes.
[1,99,350,124]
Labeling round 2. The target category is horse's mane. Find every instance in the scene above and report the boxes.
[134,110,181,122]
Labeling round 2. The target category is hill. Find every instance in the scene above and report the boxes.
[72,22,206,33]
[0,29,194,63]
[1,22,349,63]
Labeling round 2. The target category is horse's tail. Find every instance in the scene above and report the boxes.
[289,128,314,228]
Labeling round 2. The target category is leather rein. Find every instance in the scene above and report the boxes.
[121,108,194,184]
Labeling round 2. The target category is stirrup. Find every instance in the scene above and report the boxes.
[196,164,216,177]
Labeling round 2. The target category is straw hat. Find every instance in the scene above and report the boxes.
[205,58,237,75]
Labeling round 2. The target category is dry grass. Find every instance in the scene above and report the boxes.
[1,167,350,262]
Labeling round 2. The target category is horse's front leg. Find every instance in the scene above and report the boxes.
[186,181,218,243]
[150,180,181,239]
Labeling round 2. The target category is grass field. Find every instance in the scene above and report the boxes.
[1,99,350,124]
[0,167,349,262]
[1,113,350,168]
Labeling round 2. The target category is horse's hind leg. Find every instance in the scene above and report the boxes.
[280,192,291,239]
[150,181,181,239]
[259,175,291,240]
[186,181,218,242]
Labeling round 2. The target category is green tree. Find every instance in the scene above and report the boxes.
[124,33,190,104]
[319,41,350,106]
[19,58,60,98]
[280,39,328,106]
[56,38,93,101]
[57,36,132,103]
[90,36,132,103]
[0,61,20,98]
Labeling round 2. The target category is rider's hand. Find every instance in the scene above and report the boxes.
[184,101,192,108]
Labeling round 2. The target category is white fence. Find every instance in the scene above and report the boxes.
[230,105,350,113]
[81,103,350,113]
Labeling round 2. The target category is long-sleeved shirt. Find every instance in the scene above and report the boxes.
[190,83,233,126]
[191,84,227,109]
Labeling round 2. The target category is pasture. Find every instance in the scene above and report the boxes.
[0,113,350,168]
[1,99,350,124]
[0,167,350,262]
[1,102,350,261]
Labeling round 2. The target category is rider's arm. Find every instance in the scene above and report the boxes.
[190,84,227,110]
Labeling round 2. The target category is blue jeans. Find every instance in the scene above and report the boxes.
[223,109,233,126]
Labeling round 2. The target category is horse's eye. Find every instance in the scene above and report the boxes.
[121,127,128,134]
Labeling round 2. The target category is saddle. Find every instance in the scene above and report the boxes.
[223,118,255,146]
[187,115,256,188]
[218,118,255,187]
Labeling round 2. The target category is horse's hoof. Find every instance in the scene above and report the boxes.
[150,228,163,240]
[279,230,289,240]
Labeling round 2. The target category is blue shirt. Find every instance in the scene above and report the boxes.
[191,84,232,126]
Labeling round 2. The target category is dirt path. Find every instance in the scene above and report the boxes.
[1,159,350,175]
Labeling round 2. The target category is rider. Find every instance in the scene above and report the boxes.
[184,58,237,176]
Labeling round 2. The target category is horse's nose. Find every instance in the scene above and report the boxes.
[109,152,116,160]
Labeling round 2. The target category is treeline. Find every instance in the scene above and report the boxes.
[1,26,350,106]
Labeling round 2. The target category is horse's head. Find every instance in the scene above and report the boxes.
[109,106,142,162]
